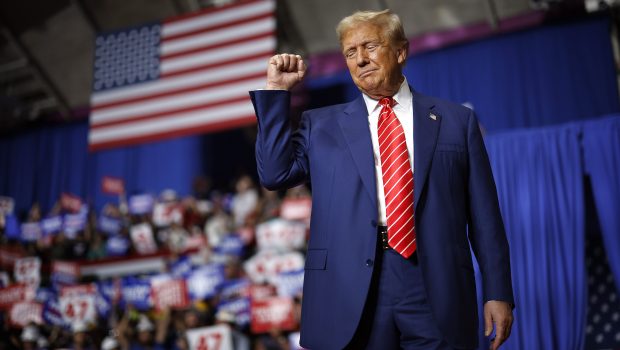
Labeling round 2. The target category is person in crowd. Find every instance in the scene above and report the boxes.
[231,175,259,228]
[251,8,514,350]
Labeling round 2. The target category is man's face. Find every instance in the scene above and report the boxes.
[341,23,406,99]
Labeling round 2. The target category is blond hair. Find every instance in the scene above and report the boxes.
[336,9,408,51]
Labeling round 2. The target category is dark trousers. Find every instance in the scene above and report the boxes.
[346,248,459,350]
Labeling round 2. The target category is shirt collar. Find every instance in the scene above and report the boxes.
[362,77,412,116]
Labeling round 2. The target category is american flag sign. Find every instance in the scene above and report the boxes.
[89,0,275,150]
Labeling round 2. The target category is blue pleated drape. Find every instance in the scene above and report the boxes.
[483,125,587,350]
[582,115,620,293]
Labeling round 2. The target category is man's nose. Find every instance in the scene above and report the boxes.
[356,49,369,66]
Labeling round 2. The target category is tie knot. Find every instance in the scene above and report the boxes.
[379,97,394,108]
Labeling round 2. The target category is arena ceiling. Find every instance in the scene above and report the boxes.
[0,0,586,131]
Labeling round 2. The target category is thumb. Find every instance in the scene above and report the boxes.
[484,308,493,337]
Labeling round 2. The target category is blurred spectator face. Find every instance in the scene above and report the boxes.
[184,309,200,328]
[137,330,153,345]
[28,203,41,221]
[235,176,254,193]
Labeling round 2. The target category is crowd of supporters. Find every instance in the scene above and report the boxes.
[0,175,312,350]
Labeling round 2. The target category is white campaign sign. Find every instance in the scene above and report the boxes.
[59,294,97,324]
[130,223,158,254]
[14,257,41,287]
[186,324,233,350]
[255,219,307,251]
[243,251,305,284]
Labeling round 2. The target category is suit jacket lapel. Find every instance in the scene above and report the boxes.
[412,90,440,211]
[339,95,378,207]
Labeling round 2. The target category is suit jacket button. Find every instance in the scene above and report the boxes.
[365,259,374,267]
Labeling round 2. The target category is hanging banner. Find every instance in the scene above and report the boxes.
[102,176,125,195]
[10,301,43,327]
[0,284,35,310]
[59,294,97,325]
[14,257,41,287]
[129,194,155,215]
[250,297,297,333]
[186,324,233,350]
[60,193,83,213]
[255,219,307,251]
[244,251,305,284]
[151,278,189,311]
[130,223,158,254]
[279,198,312,222]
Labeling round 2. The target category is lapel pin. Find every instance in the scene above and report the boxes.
[429,113,437,121]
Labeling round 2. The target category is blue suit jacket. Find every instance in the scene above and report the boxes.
[250,89,514,349]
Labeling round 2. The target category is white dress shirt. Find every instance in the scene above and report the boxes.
[362,77,414,226]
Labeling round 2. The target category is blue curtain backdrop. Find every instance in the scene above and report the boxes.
[582,115,620,293]
[483,125,587,350]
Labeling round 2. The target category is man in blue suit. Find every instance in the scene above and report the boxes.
[250,9,514,350]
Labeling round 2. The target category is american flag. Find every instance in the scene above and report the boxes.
[88,0,275,151]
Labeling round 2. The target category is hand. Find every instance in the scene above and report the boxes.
[484,300,514,350]
[266,53,307,90]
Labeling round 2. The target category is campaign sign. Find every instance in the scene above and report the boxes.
[186,324,233,350]
[20,222,41,242]
[0,196,15,215]
[219,279,251,303]
[63,213,87,238]
[249,284,276,301]
[102,176,125,195]
[51,261,80,286]
[35,288,55,304]
[217,297,250,327]
[60,283,97,297]
[60,193,82,213]
[14,257,41,287]
[151,279,189,310]
[130,223,158,254]
[0,284,35,310]
[43,298,65,327]
[256,219,307,251]
[280,198,312,222]
[244,251,305,284]
[97,215,122,235]
[170,255,193,278]
[129,194,155,215]
[274,269,304,298]
[152,203,183,227]
[213,234,245,257]
[106,235,130,256]
[41,216,62,235]
[120,277,152,311]
[250,297,297,333]
[187,264,225,301]
[10,301,43,327]
[59,294,97,325]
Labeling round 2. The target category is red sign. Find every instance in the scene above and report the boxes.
[10,302,43,327]
[250,297,297,333]
[0,284,35,310]
[14,257,41,287]
[102,176,125,195]
[186,324,233,350]
[59,294,96,324]
[60,193,82,213]
[249,284,276,301]
[151,279,189,310]
[0,247,25,269]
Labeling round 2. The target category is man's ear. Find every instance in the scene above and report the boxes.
[397,42,408,65]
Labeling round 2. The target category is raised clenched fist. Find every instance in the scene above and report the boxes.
[265,53,307,90]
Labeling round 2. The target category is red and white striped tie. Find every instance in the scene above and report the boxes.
[378,97,416,258]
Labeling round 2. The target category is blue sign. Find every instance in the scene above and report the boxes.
[213,234,245,257]
[120,277,152,311]
[106,235,130,256]
[170,255,193,278]
[217,297,250,326]
[219,279,250,302]
[20,222,41,242]
[186,264,225,300]
[129,194,154,215]
[98,215,122,235]
[41,216,63,235]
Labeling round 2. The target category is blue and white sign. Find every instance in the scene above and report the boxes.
[219,279,250,302]
[120,277,152,311]
[63,213,87,238]
[106,235,130,256]
[213,234,245,257]
[274,269,304,297]
[41,216,63,235]
[170,255,193,278]
[129,194,155,215]
[98,215,122,235]
[217,297,250,326]
[186,264,225,300]
[20,222,41,242]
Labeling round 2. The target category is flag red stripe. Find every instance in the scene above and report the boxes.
[161,30,274,60]
[162,12,273,43]
[160,50,272,78]
[89,116,257,151]
[91,95,251,129]
[163,0,263,25]
[92,71,264,111]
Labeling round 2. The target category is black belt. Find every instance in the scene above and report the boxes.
[378,225,390,250]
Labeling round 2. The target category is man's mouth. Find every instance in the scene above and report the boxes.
[359,69,377,78]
